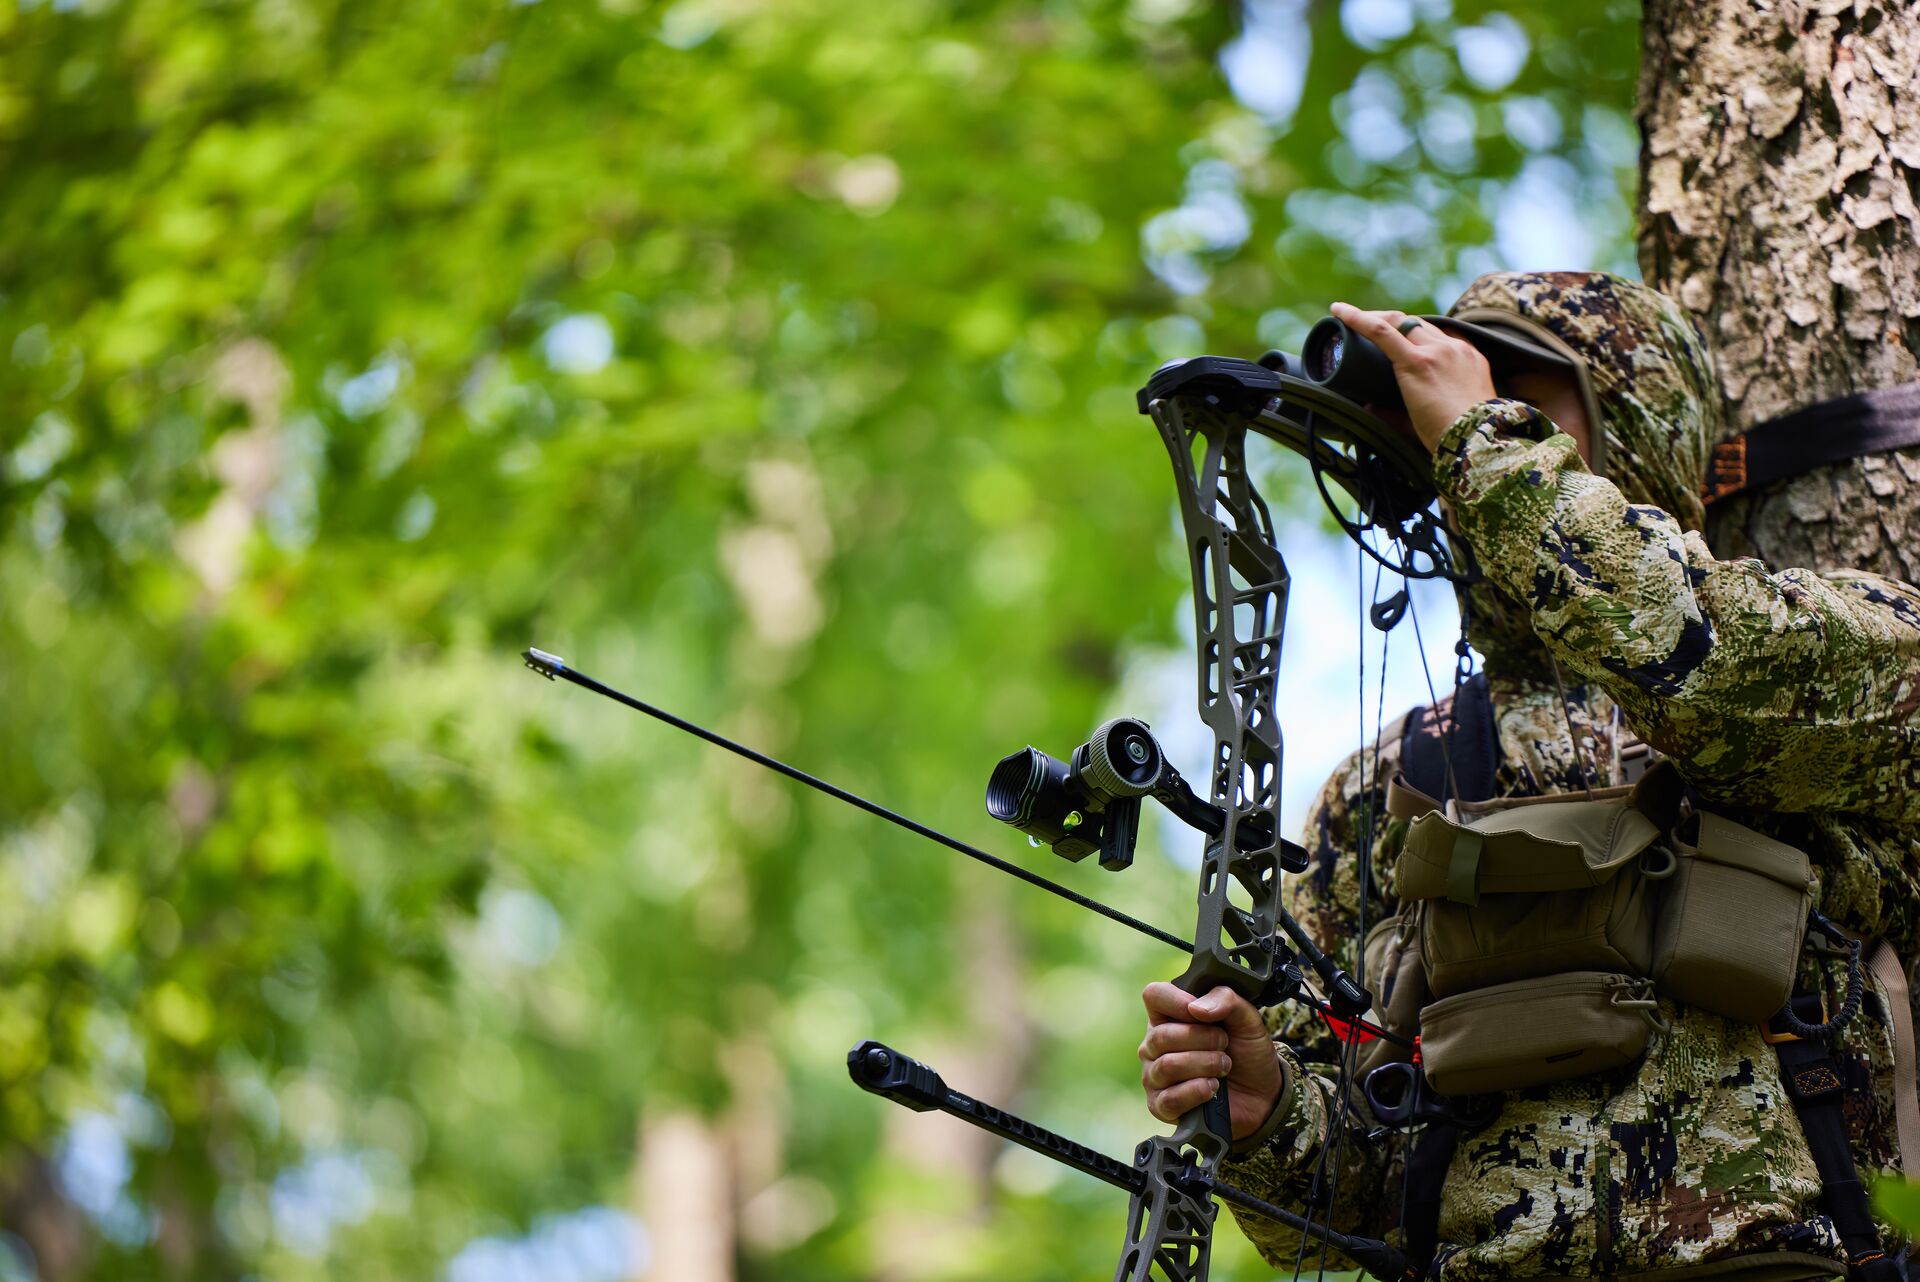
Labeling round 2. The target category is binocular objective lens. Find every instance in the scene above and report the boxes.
[1311,331,1343,382]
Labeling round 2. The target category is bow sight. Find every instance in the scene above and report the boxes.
[985,717,1285,872]
[983,716,1371,1022]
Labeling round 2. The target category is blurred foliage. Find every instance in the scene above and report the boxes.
[0,0,1638,1278]
[1878,1178,1920,1236]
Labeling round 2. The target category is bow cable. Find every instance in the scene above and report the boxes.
[1404,586,1464,805]
[1294,513,1398,1282]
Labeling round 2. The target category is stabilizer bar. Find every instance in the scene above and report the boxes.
[847,1039,1416,1282]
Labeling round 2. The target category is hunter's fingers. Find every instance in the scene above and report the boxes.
[1141,1049,1235,1090]
[1186,986,1269,1041]
[1146,1077,1220,1123]
[1331,301,1420,363]
[1138,1020,1231,1060]
[1142,981,1200,1025]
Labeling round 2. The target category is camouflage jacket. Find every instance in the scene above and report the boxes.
[1217,274,1920,1282]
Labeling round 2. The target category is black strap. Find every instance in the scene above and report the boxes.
[1705,382,1920,505]
[1401,672,1498,806]
[1767,996,1903,1282]
[1401,1120,1460,1274]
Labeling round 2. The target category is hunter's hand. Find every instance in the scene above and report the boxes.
[1330,301,1496,452]
[1139,982,1284,1139]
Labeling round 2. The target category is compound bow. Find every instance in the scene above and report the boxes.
[524,349,1474,1282]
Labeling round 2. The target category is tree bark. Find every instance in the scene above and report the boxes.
[1637,0,1920,580]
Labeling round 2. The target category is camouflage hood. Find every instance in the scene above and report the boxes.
[1444,271,1723,674]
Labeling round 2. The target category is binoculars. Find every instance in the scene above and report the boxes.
[1257,315,1410,409]
[1267,311,1582,411]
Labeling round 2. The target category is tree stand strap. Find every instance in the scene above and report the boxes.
[1704,382,1920,505]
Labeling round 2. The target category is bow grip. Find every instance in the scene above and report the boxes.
[1167,966,1252,1162]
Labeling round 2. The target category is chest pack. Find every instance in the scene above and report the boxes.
[1361,677,1821,1094]
[1373,760,1817,1095]
[1366,679,1916,1282]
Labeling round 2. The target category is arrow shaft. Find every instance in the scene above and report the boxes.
[526,651,1193,954]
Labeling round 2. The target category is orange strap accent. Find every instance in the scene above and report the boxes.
[1702,437,1748,504]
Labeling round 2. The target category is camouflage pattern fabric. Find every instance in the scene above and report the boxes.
[1216,272,1920,1281]
[1451,271,1721,535]
[1437,393,1920,820]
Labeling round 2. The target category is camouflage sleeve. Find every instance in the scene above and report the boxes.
[1216,743,1407,1269]
[1433,398,1920,819]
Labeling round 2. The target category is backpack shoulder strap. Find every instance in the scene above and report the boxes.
[1400,672,1498,807]
[1767,993,1906,1281]
[1866,939,1920,1178]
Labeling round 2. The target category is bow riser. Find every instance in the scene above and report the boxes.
[1115,1138,1217,1282]
[1117,395,1292,1282]
[1154,396,1291,1002]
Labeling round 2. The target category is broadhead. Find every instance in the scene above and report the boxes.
[523,648,567,679]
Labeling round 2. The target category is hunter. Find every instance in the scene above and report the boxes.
[1139,272,1920,1282]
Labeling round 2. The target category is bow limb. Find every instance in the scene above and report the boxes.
[1113,394,1292,1282]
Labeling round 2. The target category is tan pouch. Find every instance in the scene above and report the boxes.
[1650,813,1815,1022]
[1355,913,1426,1078]
[1396,770,1681,997]
[1419,971,1664,1096]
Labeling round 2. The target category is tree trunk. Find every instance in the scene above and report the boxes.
[0,1153,91,1281]
[636,1113,735,1282]
[1637,0,1920,580]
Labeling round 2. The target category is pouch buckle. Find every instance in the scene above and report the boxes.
[1608,978,1671,1035]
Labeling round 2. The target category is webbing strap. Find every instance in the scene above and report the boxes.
[1386,773,1443,823]
[1401,1120,1460,1274]
[1769,996,1898,1280]
[1705,382,1920,505]
[1444,830,1483,907]
[1866,939,1920,1180]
